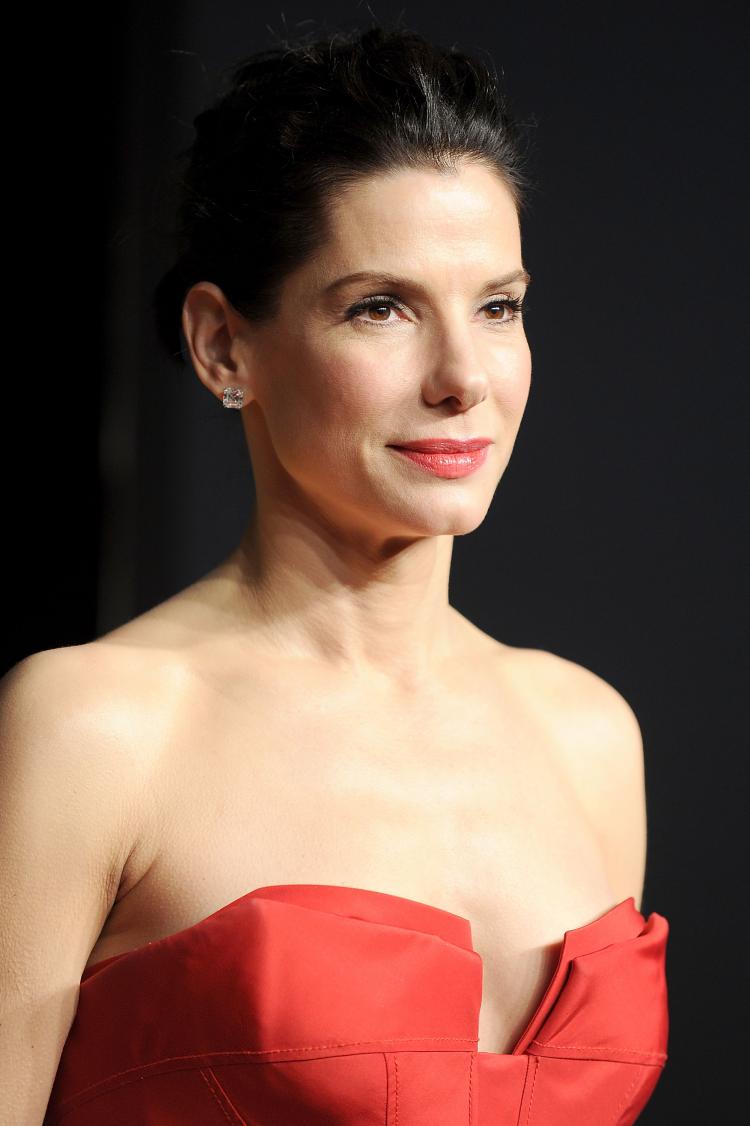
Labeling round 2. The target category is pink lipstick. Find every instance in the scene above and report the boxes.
[387,438,492,479]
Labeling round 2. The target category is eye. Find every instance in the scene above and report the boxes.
[345,295,405,326]
[344,294,526,327]
[482,296,525,323]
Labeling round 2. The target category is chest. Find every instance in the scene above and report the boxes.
[89,677,616,1053]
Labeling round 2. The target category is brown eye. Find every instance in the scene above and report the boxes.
[365,304,392,321]
[346,295,403,326]
[483,298,523,322]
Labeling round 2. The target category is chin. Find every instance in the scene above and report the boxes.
[395,501,494,539]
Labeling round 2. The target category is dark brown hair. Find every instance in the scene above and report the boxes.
[152,21,535,364]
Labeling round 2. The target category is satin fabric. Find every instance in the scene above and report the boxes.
[45,884,669,1124]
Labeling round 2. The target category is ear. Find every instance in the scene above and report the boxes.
[181,281,254,405]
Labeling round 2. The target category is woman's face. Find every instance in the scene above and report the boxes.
[235,160,532,547]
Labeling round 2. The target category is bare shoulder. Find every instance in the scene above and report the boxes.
[3,638,184,762]
[500,644,643,736]
[0,640,185,900]
[499,644,649,910]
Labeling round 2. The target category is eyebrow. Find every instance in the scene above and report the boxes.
[323,266,532,296]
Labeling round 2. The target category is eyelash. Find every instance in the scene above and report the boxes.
[345,293,526,328]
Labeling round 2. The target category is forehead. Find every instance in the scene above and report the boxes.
[311,163,521,282]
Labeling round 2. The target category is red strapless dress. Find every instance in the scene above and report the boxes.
[45,884,669,1124]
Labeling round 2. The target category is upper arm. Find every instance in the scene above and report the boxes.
[0,647,142,1125]
[512,648,649,912]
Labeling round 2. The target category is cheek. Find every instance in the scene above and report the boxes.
[298,353,391,437]
[261,350,390,475]
[496,338,532,415]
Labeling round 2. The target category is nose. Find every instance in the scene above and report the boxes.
[422,321,490,410]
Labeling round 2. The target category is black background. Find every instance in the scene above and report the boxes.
[6,2,747,1120]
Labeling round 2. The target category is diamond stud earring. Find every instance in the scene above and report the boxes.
[222,386,245,409]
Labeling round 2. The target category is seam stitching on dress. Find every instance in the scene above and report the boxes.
[608,1064,647,1126]
[524,1055,539,1125]
[529,1039,665,1059]
[204,1066,247,1124]
[514,1056,530,1126]
[59,1038,476,1106]
[528,1040,666,1065]
[200,1068,241,1125]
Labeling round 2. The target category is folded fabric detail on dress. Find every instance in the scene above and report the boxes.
[45,882,670,1125]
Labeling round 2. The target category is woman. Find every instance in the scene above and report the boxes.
[2,23,669,1125]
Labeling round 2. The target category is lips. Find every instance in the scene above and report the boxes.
[387,441,491,479]
[388,438,492,452]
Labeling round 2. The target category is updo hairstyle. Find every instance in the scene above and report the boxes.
[152,23,534,365]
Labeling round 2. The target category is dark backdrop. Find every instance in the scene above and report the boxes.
[7,2,747,1120]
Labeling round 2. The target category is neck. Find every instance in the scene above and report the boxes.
[220,504,462,690]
